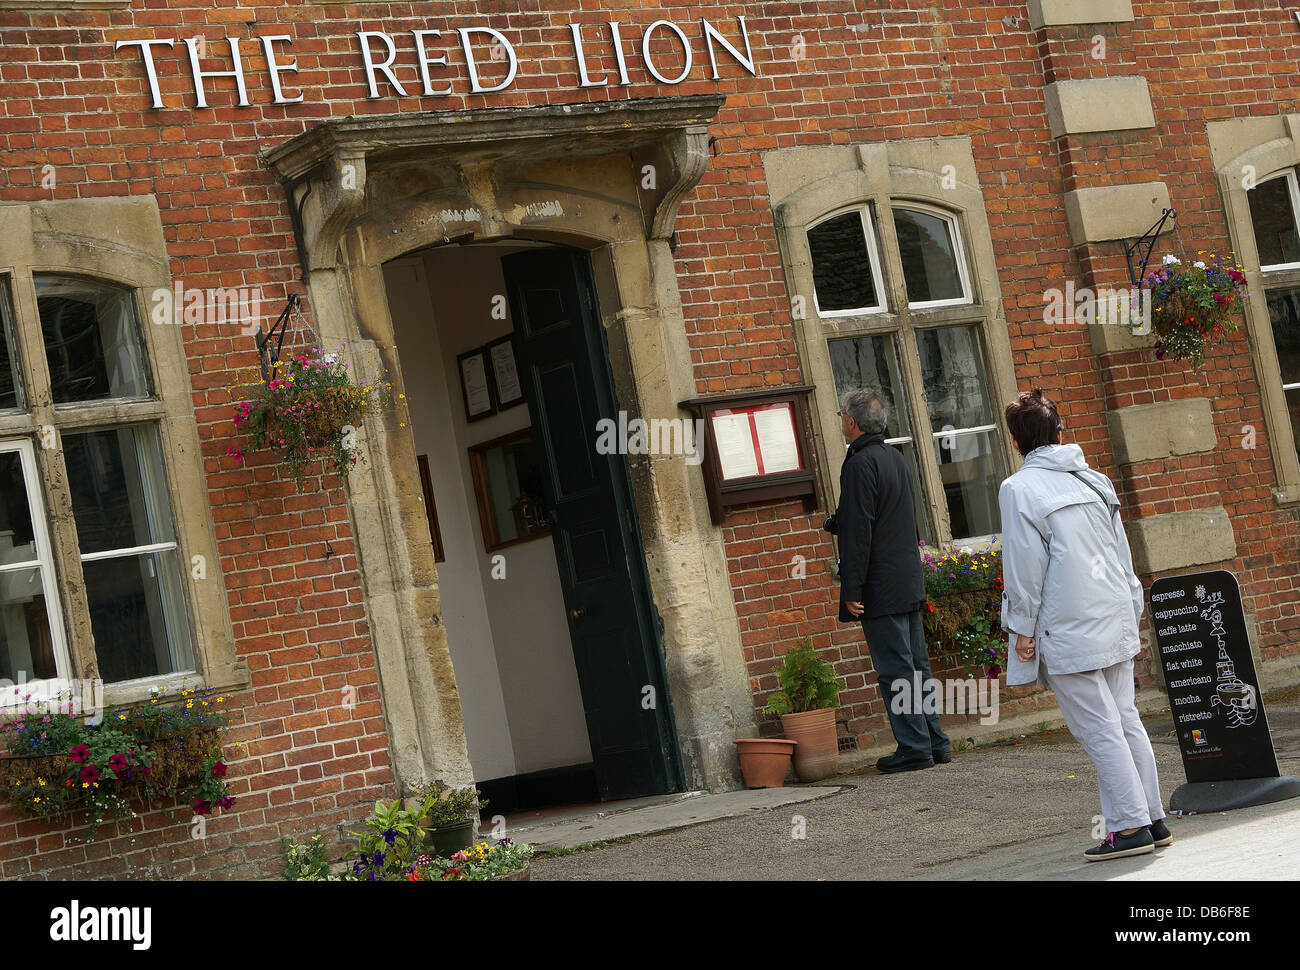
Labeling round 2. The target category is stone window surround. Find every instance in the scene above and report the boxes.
[1209,113,1300,507]
[0,197,247,707]
[763,138,1021,550]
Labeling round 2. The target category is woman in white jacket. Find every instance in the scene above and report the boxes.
[999,389,1171,862]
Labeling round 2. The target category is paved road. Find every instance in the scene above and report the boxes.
[532,691,1300,881]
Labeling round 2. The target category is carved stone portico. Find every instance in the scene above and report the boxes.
[263,95,756,795]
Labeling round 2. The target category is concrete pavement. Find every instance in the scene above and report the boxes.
[530,687,1300,880]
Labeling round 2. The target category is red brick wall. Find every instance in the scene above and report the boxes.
[1,1,1298,875]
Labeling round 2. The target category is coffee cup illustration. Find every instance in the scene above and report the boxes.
[1211,678,1257,728]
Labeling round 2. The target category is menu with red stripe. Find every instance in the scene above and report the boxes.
[710,402,803,481]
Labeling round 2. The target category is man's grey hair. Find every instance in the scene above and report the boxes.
[842,387,891,435]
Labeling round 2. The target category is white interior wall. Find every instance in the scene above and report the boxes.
[383,245,593,781]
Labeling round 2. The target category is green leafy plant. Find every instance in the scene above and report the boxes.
[343,796,432,881]
[414,779,485,828]
[763,637,844,716]
[279,830,333,881]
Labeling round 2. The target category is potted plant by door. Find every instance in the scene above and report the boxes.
[733,736,797,788]
[763,637,845,782]
[413,781,484,856]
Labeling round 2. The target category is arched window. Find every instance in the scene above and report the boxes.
[807,207,885,316]
[804,194,1004,544]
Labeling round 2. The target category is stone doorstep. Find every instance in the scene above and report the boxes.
[835,651,1300,774]
[515,785,847,850]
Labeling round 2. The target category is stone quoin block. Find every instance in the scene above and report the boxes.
[1028,0,1135,29]
[1063,181,1173,246]
[1107,398,1218,465]
[1043,77,1155,139]
[1127,507,1237,576]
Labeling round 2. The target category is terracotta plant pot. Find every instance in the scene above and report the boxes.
[733,738,796,788]
[779,707,840,781]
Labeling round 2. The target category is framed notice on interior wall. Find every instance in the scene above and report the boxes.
[416,454,445,562]
[486,333,525,409]
[457,347,495,422]
[680,386,821,525]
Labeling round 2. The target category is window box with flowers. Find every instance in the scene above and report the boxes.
[0,685,237,842]
[228,345,395,484]
[1145,253,1250,370]
[921,543,1006,680]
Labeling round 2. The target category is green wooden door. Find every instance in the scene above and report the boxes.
[502,247,681,801]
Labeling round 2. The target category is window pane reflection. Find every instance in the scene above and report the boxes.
[35,276,151,404]
[0,279,24,411]
[894,207,966,305]
[829,334,931,544]
[0,566,56,683]
[64,426,176,555]
[1267,287,1300,456]
[808,211,881,313]
[83,549,189,684]
[1250,176,1300,268]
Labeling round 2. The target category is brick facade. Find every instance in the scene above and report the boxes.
[1,1,1297,878]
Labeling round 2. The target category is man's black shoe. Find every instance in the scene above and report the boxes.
[876,752,934,774]
[933,749,952,764]
[1084,827,1155,862]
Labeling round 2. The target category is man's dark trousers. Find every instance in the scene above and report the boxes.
[863,609,950,760]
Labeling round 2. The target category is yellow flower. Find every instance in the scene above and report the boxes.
[37,778,46,786]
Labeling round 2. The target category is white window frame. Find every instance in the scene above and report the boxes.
[0,438,72,705]
[1254,169,1300,274]
[62,421,195,684]
[807,206,888,318]
[892,201,975,310]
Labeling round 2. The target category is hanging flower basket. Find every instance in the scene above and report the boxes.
[1144,253,1248,370]
[229,345,394,483]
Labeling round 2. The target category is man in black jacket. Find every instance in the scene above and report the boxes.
[828,388,950,773]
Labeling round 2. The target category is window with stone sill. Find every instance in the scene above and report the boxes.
[1247,168,1300,460]
[0,273,197,696]
[809,202,1003,545]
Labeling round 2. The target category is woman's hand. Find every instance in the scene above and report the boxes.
[1015,635,1037,662]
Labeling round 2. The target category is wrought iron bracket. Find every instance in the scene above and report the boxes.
[256,293,301,381]
[1124,207,1176,287]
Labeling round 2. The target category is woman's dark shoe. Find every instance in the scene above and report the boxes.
[932,749,952,764]
[1084,827,1155,862]
[876,751,934,774]
[1149,818,1174,847]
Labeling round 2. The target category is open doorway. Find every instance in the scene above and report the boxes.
[382,239,682,817]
